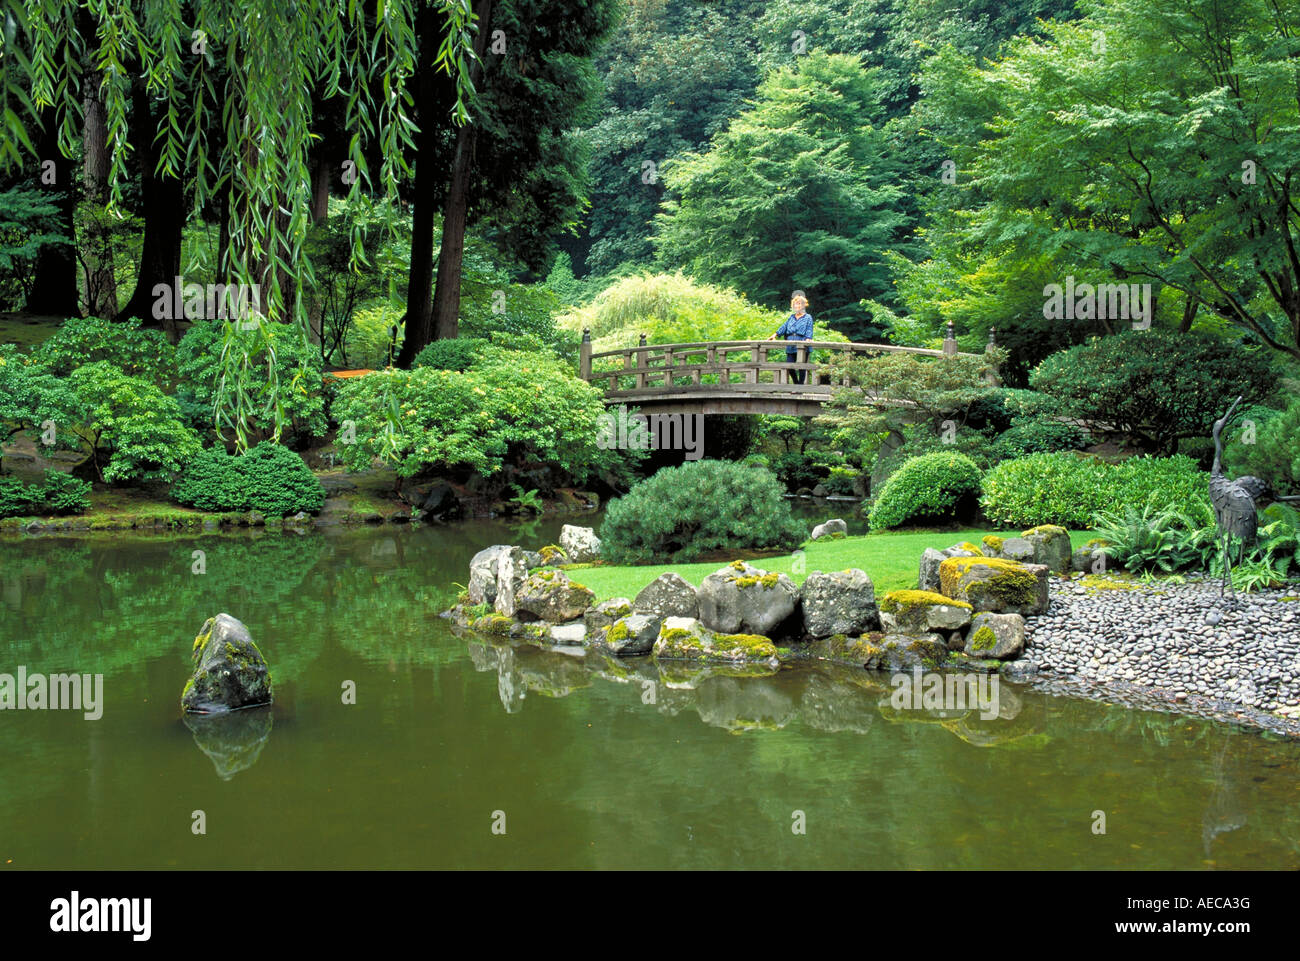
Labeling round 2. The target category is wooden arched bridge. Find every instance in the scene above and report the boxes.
[578,324,1001,416]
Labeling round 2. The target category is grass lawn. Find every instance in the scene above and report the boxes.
[569,528,1096,602]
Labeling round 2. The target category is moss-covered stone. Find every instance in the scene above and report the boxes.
[939,556,1046,614]
[181,613,273,713]
[970,625,997,652]
[982,535,1004,552]
[880,589,972,614]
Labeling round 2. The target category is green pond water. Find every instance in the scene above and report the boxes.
[1,512,1298,870]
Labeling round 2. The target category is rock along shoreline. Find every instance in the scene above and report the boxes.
[447,522,1300,739]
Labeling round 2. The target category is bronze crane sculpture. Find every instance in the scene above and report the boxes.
[1210,396,1270,598]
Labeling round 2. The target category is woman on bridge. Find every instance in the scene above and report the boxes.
[770,290,814,384]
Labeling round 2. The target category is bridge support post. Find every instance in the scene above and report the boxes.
[942,321,958,357]
[579,329,592,380]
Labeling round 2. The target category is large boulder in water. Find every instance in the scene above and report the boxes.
[697,562,799,636]
[182,614,273,713]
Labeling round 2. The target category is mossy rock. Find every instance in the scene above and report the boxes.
[938,556,1049,615]
[879,589,972,634]
[181,613,273,713]
[652,616,779,666]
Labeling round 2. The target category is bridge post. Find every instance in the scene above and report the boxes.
[942,321,958,357]
[579,329,592,381]
[984,327,1001,385]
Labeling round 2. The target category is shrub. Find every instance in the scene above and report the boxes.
[62,363,202,483]
[980,452,1210,528]
[0,475,41,517]
[557,272,846,354]
[172,442,325,516]
[31,316,177,385]
[176,320,327,445]
[868,451,983,530]
[413,337,489,371]
[0,470,91,518]
[331,346,629,484]
[40,470,92,514]
[993,419,1088,459]
[600,460,806,563]
[1223,397,1300,495]
[1029,329,1275,454]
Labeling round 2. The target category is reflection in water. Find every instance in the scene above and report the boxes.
[466,635,1050,747]
[183,706,273,780]
[2,519,1299,869]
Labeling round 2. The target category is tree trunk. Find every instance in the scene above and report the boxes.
[309,148,331,223]
[396,0,493,366]
[118,87,184,340]
[82,74,117,317]
[25,106,80,317]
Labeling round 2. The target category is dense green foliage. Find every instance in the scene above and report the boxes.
[980,452,1209,528]
[557,272,836,354]
[331,344,627,486]
[176,321,327,447]
[600,459,805,563]
[31,317,177,385]
[62,363,202,484]
[172,442,326,516]
[1223,396,1300,495]
[882,0,1300,369]
[1092,499,1300,589]
[654,52,906,338]
[1029,330,1276,454]
[413,338,489,372]
[868,451,982,530]
[0,470,91,519]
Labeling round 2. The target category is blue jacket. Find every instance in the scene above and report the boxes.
[777,312,814,353]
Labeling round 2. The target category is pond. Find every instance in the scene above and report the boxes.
[1,510,1298,870]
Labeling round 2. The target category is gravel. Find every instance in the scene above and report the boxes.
[1018,573,1300,734]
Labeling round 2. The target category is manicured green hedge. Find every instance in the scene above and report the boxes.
[600,459,805,563]
[980,452,1209,528]
[172,442,325,516]
[868,451,983,530]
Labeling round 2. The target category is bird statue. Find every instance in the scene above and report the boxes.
[1209,396,1270,599]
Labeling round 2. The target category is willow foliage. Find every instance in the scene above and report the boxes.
[1,0,479,444]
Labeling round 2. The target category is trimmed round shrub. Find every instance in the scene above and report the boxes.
[413,337,489,371]
[600,459,806,563]
[980,452,1209,528]
[172,442,325,516]
[868,451,983,530]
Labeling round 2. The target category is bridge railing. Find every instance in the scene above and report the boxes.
[578,325,996,395]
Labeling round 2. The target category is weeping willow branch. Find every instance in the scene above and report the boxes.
[2,0,480,446]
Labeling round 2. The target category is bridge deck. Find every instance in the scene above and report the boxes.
[578,332,999,416]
